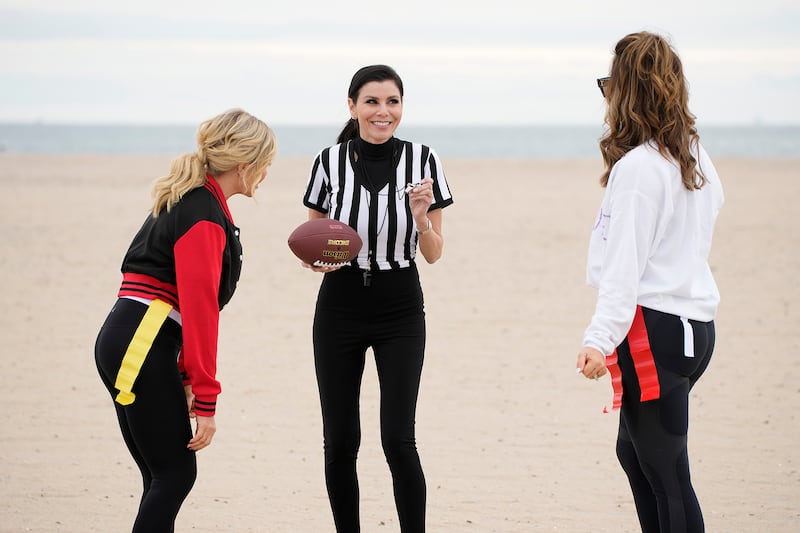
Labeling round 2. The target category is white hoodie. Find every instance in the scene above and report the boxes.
[582,141,724,356]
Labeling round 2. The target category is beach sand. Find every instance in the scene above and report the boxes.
[1,153,798,532]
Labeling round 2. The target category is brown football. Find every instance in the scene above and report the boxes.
[287,218,363,267]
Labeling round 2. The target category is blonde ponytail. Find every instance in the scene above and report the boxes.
[150,108,277,216]
[150,152,207,216]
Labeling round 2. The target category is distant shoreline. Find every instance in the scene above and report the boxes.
[1,123,799,158]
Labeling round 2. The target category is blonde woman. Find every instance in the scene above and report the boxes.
[95,109,277,531]
[576,33,724,532]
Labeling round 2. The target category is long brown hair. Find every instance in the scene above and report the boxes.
[599,32,705,190]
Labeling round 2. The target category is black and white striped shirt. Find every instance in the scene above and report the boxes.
[303,137,454,271]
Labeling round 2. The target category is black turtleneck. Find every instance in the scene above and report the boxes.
[355,137,397,192]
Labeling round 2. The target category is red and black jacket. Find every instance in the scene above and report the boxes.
[117,177,242,416]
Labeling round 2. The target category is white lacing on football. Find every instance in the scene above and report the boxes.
[313,260,349,268]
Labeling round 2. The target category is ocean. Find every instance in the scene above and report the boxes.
[1,123,799,159]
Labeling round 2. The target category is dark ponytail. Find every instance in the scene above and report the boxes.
[337,118,359,144]
[335,64,404,144]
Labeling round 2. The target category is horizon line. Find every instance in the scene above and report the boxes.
[1,120,798,128]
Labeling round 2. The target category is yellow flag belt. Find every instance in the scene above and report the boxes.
[114,299,173,405]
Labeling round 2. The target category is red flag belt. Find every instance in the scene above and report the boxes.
[605,305,660,411]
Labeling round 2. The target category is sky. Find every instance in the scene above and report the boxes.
[1,0,798,126]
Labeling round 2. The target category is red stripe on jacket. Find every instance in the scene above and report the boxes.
[118,272,179,309]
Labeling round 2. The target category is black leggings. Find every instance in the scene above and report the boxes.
[95,298,195,533]
[313,266,427,533]
[615,307,715,533]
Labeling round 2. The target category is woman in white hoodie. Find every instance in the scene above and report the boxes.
[576,32,724,532]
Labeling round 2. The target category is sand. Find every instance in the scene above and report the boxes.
[0,153,798,532]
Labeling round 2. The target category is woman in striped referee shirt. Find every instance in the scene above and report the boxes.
[301,64,453,533]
